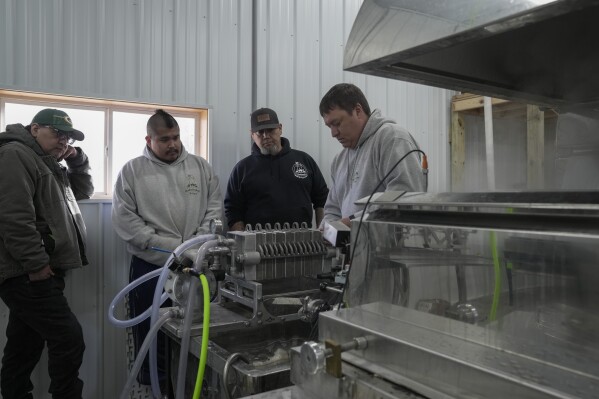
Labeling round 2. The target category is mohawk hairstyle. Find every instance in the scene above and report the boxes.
[147,109,179,136]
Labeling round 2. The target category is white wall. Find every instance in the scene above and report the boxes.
[0,200,130,399]
[0,0,452,397]
[0,0,254,192]
[253,0,451,192]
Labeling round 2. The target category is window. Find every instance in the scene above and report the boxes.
[111,111,197,189]
[3,102,107,193]
[0,90,209,197]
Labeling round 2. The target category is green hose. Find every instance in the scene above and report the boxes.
[489,231,501,322]
[193,274,211,399]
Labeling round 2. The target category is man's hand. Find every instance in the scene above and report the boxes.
[28,264,55,281]
[340,217,351,227]
[230,221,245,231]
[57,145,77,162]
[58,146,78,162]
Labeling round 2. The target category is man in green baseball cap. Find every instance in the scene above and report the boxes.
[31,108,85,141]
[0,108,93,398]
[30,109,85,162]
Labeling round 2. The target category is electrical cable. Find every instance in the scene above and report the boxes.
[340,149,427,307]
[312,317,321,339]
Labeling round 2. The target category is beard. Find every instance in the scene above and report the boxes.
[260,144,280,155]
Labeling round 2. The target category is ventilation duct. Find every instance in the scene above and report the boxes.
[344,0,599,110]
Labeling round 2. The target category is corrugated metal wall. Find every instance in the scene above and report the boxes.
[253,0,451,192]
[0,201,131,399]
[0,0,254,190]
[0,0,451,397]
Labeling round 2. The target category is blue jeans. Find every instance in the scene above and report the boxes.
[0,275,84,399]
[129,255,171,386]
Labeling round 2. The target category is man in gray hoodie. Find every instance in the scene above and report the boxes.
[112,109,222,387]
[319,83,426,227]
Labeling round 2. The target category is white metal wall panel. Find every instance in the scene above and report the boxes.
[0,1,452,397]
[294,0,323,163]
[71,202,131,399]
[0,201,129,399]
[255,0,452,193]
[0,0,451,192]
[207,0,253,187]
[0,0,253,207]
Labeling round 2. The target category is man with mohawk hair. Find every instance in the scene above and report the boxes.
[112,109,221,388]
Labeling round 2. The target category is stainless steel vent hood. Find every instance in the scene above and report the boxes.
[344,0,599,109]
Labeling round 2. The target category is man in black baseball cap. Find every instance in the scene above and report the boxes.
[251,107,280,131]
[225,107,329,231]
[249,108,282,155]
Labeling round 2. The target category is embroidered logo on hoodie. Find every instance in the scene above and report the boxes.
[351,169,360,183]
[185,175,200,195]
[292,162,308,179]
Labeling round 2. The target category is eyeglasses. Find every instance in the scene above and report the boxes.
[44,126,75,145]
[253,128,278,137]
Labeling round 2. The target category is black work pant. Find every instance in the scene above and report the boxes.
[0,274,85,399]
[129,255,171,386]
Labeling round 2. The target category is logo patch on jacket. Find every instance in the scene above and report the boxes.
[185,175,200,195]
[292,162,308,179]
[351,169,360,183]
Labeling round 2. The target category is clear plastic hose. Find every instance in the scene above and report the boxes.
[119,309,176,399]
[148,234,216,399]
[108,268,169,328]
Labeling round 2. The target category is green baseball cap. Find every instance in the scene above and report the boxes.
[31,109,85,141]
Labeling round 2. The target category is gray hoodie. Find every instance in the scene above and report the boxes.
[323,109,426,223]
[112,145,222,266]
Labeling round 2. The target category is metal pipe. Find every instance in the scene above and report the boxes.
[222,352,250,399]
[323,336,368,357]
[483,96,496,190]
[324,286,343,294]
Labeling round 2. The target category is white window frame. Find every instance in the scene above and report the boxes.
[0,89,209,198]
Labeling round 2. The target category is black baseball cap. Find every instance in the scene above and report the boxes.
[31,109,85,141]
[250,108,280,132]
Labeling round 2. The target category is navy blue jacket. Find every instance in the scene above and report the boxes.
[225,137,328,228]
